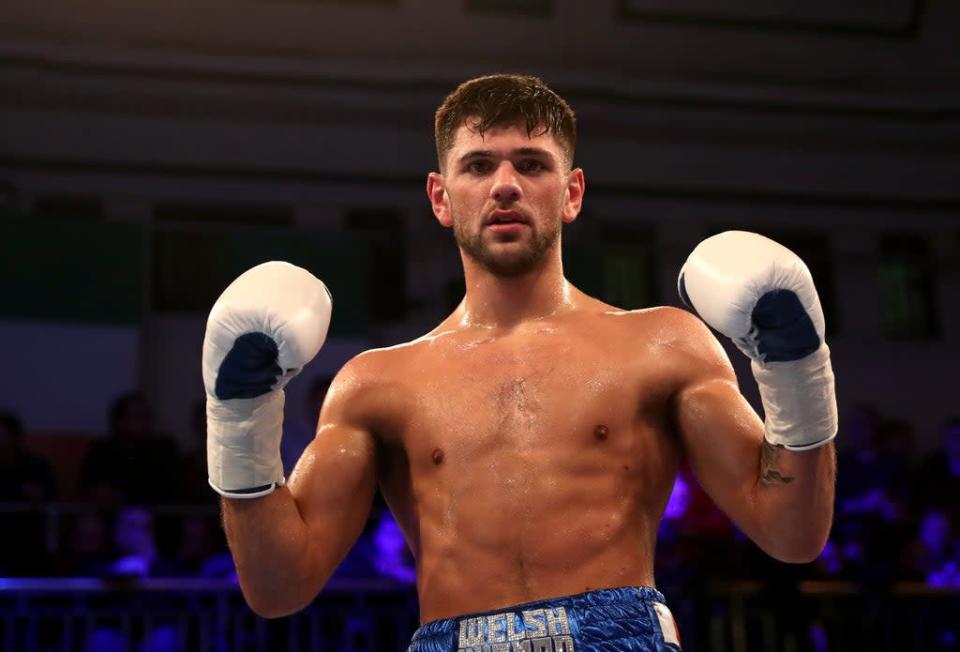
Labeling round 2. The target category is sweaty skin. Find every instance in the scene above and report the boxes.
[223,119,835,623]
[315,300,710,620]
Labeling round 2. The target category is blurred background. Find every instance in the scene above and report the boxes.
[1,0,958,650]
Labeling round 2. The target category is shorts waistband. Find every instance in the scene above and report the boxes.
[409,586,680,652]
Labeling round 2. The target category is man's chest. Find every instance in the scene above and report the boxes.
[389,332,672,464]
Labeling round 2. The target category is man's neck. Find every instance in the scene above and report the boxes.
[457,253,573,329]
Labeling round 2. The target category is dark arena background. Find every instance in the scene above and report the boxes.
[1,1,959,650]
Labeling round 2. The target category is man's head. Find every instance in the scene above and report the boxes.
[428,74,584,278]
[108,392,153,440]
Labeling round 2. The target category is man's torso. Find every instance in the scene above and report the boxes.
[357,304,691,621]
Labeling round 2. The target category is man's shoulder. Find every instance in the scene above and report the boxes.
[641,304,714,338]
[592,305,730,370]
[333,335,437,388]
[358,333,437,364]
[579,304,704,339]
[651,307,735,382]
[324,337,436,433]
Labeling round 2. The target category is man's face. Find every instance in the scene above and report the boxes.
[428,121,584,277]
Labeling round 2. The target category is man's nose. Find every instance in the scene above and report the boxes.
[490,161,522,204]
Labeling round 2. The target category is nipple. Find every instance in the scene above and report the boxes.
[432,448,445,465]
[594,425,609,441]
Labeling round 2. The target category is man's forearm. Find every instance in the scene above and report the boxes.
[752,440,836,563]
[222,487,328,618]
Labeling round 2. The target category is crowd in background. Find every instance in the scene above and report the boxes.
[0,385,418,588]
[2,393,959,593]
[657,406,960,593]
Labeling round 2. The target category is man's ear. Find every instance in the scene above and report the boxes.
[561,167,585,224]
[426,172,452,228]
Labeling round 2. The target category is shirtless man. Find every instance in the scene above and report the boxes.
[202,75,837,652]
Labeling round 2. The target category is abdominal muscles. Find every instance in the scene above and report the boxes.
[411,421,666,621]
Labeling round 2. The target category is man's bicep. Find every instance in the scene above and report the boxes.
[286,421,379,574]
[286,359,381,576]
[674,363,767,541]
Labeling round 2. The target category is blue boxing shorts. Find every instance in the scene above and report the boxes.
[407,586,682,652]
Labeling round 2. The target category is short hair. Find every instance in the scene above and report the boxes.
[434,74,576,170]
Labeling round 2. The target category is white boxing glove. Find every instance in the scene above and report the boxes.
[678,231,837,451]
[203,261,332,498]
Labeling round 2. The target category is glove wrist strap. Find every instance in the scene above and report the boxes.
[752,343,838,451]
[207,391,286,499]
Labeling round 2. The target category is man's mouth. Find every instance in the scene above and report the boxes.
[485,210,528,226]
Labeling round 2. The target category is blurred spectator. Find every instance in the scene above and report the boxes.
[0,410,56,500]
[79,392,181,506]
[177,399,217,504]
[836,417,914,548]
[152,513,235,580]
[660,472,692,529]
[53,511,111,576]
[330,509,381,581]
[814,525,891,584]
[812,538,845,578]
[0,410,56,575]
[830,407,911,585]
[659,464,735,541]
[912,417,960,522]
[371,510,416,585]
[878,418,916,507]
[108,506,161,577]
[281,376,332,476]
[884,417,918,467]
[79,506,190,652]
[900,509,960,588]
[327,504,417,585]
[836,406,909,521]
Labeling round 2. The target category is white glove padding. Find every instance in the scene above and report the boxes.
[678,231,837,451]
[203,261,332,498]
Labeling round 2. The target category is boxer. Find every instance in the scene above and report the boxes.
[203,75,837,651]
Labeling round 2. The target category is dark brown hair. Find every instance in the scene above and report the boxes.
[434,74,576,170]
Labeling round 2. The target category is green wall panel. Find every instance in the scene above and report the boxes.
[0,218,145,324]
[153,229,370,336]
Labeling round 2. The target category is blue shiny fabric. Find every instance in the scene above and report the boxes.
[407,586,681,652]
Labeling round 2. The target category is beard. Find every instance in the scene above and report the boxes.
[451,207,562,278]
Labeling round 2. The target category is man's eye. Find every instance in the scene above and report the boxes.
[466,160,493,174]
[517,159,545,173]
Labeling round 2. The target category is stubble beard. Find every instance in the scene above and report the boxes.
[451,205,562,278]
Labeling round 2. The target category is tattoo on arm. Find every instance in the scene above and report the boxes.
[760,440,795,486]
